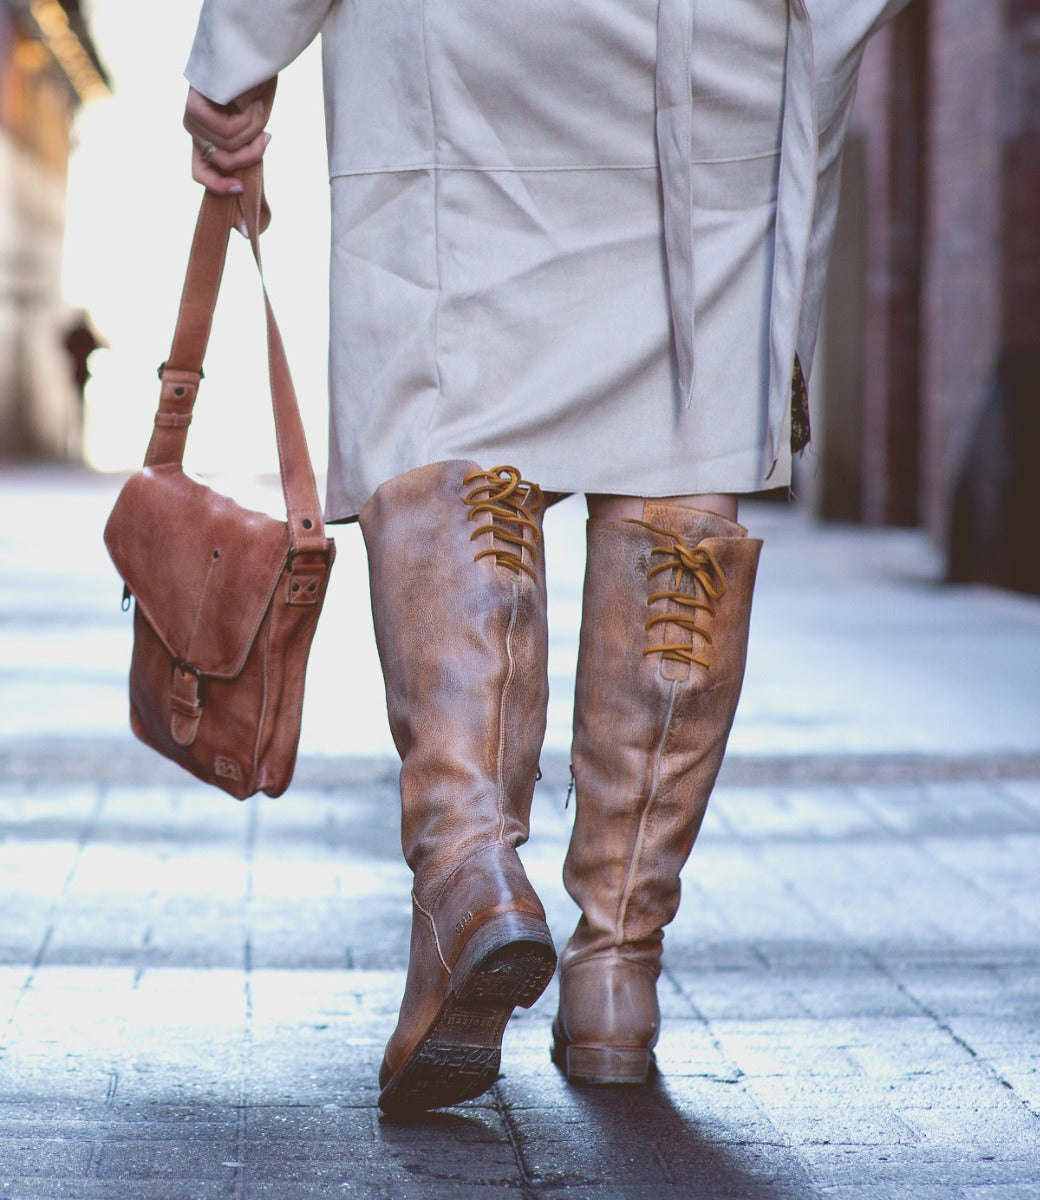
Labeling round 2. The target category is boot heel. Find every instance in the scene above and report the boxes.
[451,911,557,1008]
[379,913,556,1116]
[564,1043,653,1085]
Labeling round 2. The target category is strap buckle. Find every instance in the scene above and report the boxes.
[285,543,333,571]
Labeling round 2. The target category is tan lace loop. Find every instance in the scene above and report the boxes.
[462,465,544,580]
[624,518,728,669]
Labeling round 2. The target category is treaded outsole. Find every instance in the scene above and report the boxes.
[379,916,557,1116]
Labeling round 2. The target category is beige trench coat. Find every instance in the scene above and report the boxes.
[187,0,912,519]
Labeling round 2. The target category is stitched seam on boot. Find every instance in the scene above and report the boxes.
[495,581,521,845]
[614,681,677,945]
[413,891,450,973]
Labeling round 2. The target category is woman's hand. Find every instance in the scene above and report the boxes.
[183,78,277,195]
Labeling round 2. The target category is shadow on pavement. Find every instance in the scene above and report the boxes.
[376,1072,813,1198]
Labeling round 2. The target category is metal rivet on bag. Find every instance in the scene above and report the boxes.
[212,549,221,559]
[174,386,186,397]
[302,518,313,530]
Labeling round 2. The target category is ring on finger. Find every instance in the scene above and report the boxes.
[197,139,218,162]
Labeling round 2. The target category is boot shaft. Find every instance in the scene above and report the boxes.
[564,504,762,960]
[359,460,549,888]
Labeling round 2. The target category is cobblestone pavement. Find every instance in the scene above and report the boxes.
[1,467,1038,1198]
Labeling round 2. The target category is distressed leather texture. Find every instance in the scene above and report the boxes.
[106,468,289,678]
[104,167,334,801]
[358,460,554,1091]
[555,505,761,1066]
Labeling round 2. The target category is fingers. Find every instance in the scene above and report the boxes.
[184,91,269,153]
[183,79,276,139]
[191,134,271,195]
[184,80,277,195]
[195,128,271,177]
[191,147,244,195]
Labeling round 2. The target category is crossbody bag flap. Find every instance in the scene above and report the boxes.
[105,464,291,679]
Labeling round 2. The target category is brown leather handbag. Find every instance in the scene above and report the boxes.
[104,168,335,800]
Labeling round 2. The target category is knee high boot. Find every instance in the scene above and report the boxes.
[359,461,557,1114]
[552,503,761,1084]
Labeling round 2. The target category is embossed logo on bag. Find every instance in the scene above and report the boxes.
[214,756,242,782]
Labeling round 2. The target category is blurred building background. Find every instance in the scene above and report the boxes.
[0,0,107,460]
[1,1,1037,592]
[803,0,1040,593]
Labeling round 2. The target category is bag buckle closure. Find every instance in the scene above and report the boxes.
[174,659,203,696]
[170,660,205,747]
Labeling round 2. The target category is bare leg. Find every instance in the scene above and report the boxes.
[586,492,738,522]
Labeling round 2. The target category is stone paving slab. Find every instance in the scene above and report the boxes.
[1,775,1038,1198]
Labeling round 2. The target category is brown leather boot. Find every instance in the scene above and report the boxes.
[552,503,762,1084]
[359,460,557,1114]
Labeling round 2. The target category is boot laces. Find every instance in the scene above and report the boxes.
[462,465,544,581]
[624,518,727,669]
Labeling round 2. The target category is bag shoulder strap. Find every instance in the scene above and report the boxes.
[144,165,329,557]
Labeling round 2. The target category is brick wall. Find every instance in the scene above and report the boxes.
[857,12,927,527]
[817,0,1040,585]
[919,0,1005,541]
[1001,0,1040,351]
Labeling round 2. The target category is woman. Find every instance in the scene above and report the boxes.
[183,0,912,1115]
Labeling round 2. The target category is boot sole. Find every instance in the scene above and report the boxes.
[378,912,557,1116]
[551,1033,655,1085]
